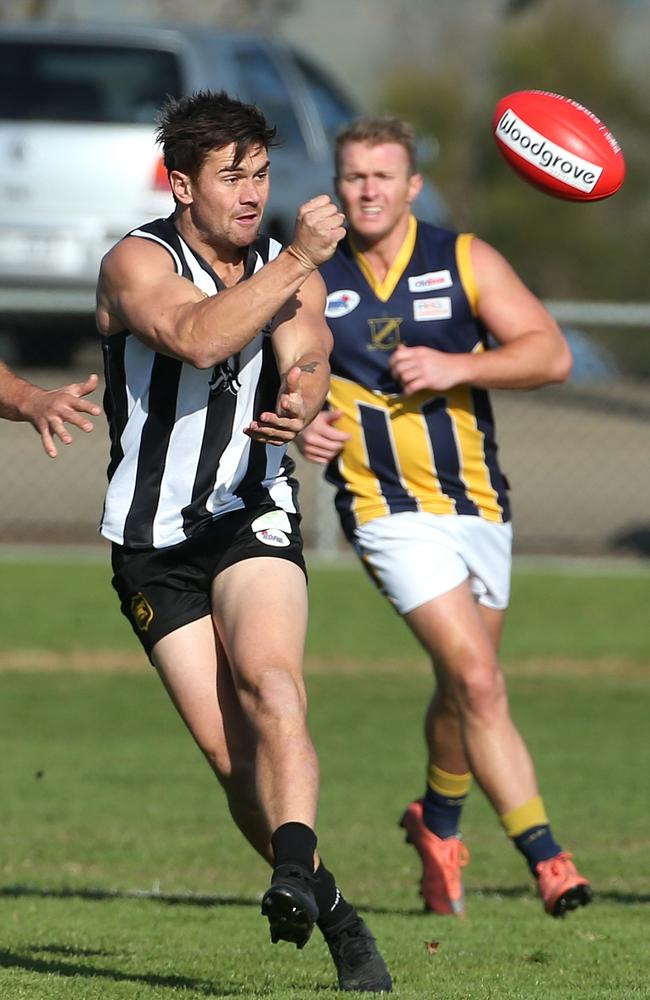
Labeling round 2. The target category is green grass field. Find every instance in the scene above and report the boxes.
[1,557,649,998]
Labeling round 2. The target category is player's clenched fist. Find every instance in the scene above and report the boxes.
[286,195,346,271]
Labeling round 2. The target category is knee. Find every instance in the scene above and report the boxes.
[239,664,307,730]
[453,658,508,723]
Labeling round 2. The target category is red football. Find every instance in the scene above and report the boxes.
[492,90,625,201]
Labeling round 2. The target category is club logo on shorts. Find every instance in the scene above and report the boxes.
[131,592,154,632]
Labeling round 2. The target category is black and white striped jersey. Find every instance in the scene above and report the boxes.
[100,216,299,550]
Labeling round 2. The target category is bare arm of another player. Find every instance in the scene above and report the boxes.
[96,196,345,369]
[0,361,101,458]
[389,237,572,395]
[245,271,335,447]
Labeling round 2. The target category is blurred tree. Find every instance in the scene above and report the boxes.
[505,0,542,12]
[0,0,300,27]
[381,0,650,300]
[0,0,52,18]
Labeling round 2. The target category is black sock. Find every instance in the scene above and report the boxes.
[270,822,317,874]
[314,861,355,933]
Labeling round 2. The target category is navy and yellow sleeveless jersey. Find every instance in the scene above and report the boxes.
[319,216,510,539]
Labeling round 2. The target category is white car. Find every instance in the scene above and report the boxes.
[0,20,447,363]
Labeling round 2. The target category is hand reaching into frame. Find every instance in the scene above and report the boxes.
[23,373,102,458]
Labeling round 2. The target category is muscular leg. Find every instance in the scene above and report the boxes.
[424,668,468,776]
[152,555,319,855]
[152,599,377,949]
[211,557,320,835]
[407,580,538,815]
[152,615,272,861]
[422,599,504,777]
[211,557,387,958]
[405,581,591,917]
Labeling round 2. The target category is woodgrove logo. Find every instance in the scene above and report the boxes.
[496,109,602,192]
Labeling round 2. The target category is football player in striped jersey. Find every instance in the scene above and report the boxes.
[95,91,391,991]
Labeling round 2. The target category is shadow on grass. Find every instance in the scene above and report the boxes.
[0,946,235,997]
[0,883,254,908]
[468,885,650,908]
[1,882,649,911]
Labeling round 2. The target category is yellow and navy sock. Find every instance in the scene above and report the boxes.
[500,796,561,876]
[423,764,472,839]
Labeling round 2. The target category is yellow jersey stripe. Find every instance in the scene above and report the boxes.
[350,215,418,303]
[446,385,504,521]
[328,377,391,524]
[456,232,478,315]
[390,394,455,514]
[330,376,458,521]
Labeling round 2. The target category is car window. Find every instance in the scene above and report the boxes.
[235,46,306,150]
[290,53,356,143]
[0,42,181,124]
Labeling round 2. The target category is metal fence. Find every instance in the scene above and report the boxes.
[1,303,649,560]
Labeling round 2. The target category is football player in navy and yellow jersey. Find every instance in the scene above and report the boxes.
[298,117,592,920]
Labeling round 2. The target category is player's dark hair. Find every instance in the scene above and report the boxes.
[334,116,418,177]
[156,90,278,178]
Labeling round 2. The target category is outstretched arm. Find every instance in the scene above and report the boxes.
[0,362,101,458]
[97,196,345,369]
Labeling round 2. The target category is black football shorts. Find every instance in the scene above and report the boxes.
[111,506,306,659]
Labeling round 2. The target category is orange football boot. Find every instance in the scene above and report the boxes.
[536,852,593,917]
[400,799,469,916]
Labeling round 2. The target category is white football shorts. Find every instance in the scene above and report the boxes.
[352,512,513,615]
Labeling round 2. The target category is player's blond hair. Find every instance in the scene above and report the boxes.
[334,117,418,177]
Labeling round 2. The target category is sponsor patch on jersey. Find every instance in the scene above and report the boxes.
[325,289,360,318]
[255,528,290,548]
[413,297,452,322]
[251,509,292,534]
[408,269,452,293]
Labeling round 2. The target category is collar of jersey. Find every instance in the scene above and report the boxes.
[350,214,417,303]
